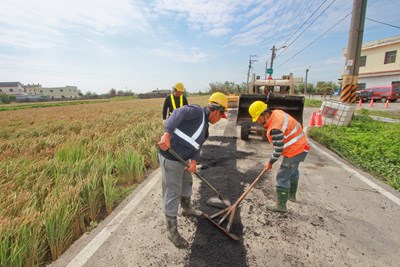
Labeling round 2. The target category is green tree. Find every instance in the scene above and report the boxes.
[316,81,336,96]
[208,81,246,94]
[109,88,117,97]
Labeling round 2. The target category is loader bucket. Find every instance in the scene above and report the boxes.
[237,94,305,140]
[227,94,239,108]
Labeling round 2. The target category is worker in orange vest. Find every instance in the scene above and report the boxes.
[248,101,310,212]
[162,82,189,124]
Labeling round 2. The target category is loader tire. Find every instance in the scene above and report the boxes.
[241,124,250,140]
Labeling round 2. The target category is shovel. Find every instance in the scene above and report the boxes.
[168,148,231,209]
[203,168,266,240]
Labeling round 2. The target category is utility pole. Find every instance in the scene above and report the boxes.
[265,61,268,79]
[340,0,367,103]
[268,45,286,79]
[268,45,276,80]
[304,68,309,95]
[246,55,257,93]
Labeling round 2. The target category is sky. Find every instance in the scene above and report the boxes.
[0,0,399,95]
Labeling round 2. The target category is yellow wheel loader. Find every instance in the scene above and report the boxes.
[227,93,239,108]
[237,73,305,140]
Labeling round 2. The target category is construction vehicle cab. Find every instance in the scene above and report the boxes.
[237,73,305,140]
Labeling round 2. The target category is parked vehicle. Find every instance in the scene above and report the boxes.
[356,89,373,102]
[356,84,400,103]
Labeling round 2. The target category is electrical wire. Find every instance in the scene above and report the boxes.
[280,0,329,52]
[366,17,400,29]
[276,0,337,58]
[276,12,351,69]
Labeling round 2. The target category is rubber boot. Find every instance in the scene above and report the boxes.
[266,188,289,212]
[289,181,298,202]
[165,215,189,249]
[181,197,203,217]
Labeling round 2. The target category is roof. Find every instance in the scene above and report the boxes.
[362,35,400,50]
[0,82,23,87]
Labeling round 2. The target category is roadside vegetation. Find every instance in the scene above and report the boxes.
[309,108,400,191]
[355,107,400,120]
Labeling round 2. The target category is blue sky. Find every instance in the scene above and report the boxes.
[0,0,399,94]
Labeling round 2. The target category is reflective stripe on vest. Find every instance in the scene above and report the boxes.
[266,110,306,157]
[281,112,303,149]
[173,111,205,150]
[170,94,183,113]
[284,131,305,148]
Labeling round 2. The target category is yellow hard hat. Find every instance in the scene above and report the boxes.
[249,101,268,122]
[174,82,185,92]
[208,92,228,112]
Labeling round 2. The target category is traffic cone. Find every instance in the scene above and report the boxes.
[369,99,374,107]
[358,99,362,107]
[385,100,389,108]
[308,112,316,127]
[315,112,323,127]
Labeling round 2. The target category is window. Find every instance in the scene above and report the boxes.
[50,90,53,92]
[359,56,366,67]
[0,89,2,92]
[384,51,397,64]
[357,83,366,90]
[393,81,400,93]
[60,89,63,92]
[10,89,13,92]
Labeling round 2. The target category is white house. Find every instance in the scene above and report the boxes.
[0,82,25,95]
[25,84,80,99]
[343,35,400,89]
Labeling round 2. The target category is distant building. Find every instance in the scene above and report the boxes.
[24,83,42,94]
[1,82,80,99]
[343,35,400,89]
[137,89,171,99]
[0,82,25,95]
[26,85,79,99]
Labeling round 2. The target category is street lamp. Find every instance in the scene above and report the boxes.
[268,45,287,79]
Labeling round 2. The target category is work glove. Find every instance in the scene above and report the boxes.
[158,132,171,151]
[186,160,197,173]
[264,162,273,172]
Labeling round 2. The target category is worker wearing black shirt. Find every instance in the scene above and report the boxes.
[162,82,188,123]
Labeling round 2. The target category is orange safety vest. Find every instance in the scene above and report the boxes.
[170,94,183,113]
[264,110,307,158]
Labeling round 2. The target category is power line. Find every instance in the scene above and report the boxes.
[366,17,400,29]
[280,0,329,52]
[253,0,311,75]
[276,12,351,68]
[276,0,337,58]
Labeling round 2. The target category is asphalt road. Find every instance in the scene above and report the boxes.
[50,105,400,267]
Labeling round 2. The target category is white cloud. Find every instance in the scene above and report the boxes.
[0,0,148,49]
[152,46,209,63]
[152,0,258,37]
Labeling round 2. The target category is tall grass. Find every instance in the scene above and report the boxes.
[43,185,81,261]
[0,96,209,266]
[114,150,145,184]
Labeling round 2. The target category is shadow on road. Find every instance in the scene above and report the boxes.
[186,133,263,266]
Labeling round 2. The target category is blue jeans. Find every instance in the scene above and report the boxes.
[276,152,307,190]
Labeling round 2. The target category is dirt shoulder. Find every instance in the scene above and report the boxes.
[51,108,400,267]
